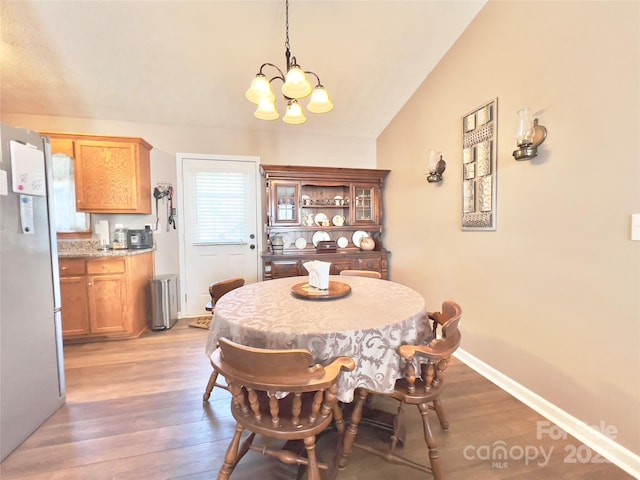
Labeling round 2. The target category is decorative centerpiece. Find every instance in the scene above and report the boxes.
[303,260,331,290]
[290,260,352,300]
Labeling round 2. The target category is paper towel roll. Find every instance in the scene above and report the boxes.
[99,220,110,246]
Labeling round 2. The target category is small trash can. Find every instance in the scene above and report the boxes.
[150,274,178,330]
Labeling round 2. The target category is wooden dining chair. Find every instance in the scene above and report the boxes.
[202,277,245,401]
[339,301,462,479]
[211,337,355,480]
[204,277,245,312]
[339,270,382,279]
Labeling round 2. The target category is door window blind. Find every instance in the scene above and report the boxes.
[190,171,246,245]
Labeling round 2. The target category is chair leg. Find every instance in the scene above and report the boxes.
[303,436,322,480]
[217,423,245,480]
[388,400,405,455]
[418,402,444,480]
[203,369,219,401]
[338,388,368,469]
[432,397,449,430]
[332,402,346,436]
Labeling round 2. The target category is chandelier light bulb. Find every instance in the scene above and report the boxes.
[283,100,307,124]
[307,85,334,114]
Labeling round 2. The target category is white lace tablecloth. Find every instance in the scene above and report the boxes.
[205,275,428,403]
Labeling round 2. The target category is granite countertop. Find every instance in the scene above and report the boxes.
[57,238,155,258]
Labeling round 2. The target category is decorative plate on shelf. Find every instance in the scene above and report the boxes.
[352,230,369,248]
[314,213,329,226]
[337,236,349,248]
[295,237,307,249]
[332,215,345,227]
[312,231,330,247]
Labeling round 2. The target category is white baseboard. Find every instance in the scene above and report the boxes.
[454,348,640,478]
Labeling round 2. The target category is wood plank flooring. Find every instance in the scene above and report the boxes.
[0,319,634,479]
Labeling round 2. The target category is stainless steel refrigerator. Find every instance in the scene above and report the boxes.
[0,123,65,461]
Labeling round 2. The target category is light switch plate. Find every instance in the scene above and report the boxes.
[631,214,640,241]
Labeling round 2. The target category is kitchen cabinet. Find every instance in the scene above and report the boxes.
[59,252,155,342]
[44,132,152,214]
[59,259,90,336]
[260,165,390,279]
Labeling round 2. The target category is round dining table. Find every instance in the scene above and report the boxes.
[205,275,429,403]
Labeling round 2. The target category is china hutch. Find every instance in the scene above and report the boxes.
[260,165,390,280]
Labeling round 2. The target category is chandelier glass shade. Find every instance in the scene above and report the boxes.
[254,97,279,121]
[245,0,333,124]
[283,100,306,125]
[246,74,275,105]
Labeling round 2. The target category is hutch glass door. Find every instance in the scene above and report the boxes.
[354,186,374,223]
[272,182,299,224]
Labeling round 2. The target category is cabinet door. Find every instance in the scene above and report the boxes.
[50,138,75,158]
[88,273,127,334]
[330,259,354,275]
[74,140,150,213]
[60,276,90,337]
[270,260,302,279]
[270,182,299,225]
[352,185,379,225]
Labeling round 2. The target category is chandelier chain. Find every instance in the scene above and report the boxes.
[285,0,290,52]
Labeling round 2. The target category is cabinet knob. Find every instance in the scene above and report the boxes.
[87,282,93,286]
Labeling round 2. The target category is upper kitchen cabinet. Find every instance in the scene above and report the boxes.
[43,132,153,214]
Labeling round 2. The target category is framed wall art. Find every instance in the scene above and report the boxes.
[461,98,498,231]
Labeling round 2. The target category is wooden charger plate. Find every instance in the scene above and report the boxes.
[291,281,352,300]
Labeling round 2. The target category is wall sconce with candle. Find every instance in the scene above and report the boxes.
[512,108,547,160]
[426,149,446,183]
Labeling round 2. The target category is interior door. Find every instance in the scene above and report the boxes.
[177,154,260,316]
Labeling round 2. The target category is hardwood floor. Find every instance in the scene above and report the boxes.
[0,319,633,480]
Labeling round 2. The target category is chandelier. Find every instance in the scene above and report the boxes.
[245,0,333,125]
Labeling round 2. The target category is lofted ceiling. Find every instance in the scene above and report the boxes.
[1,1,485,139]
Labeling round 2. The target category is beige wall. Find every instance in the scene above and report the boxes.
[2,113,376,276]
[378,0,639,455]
